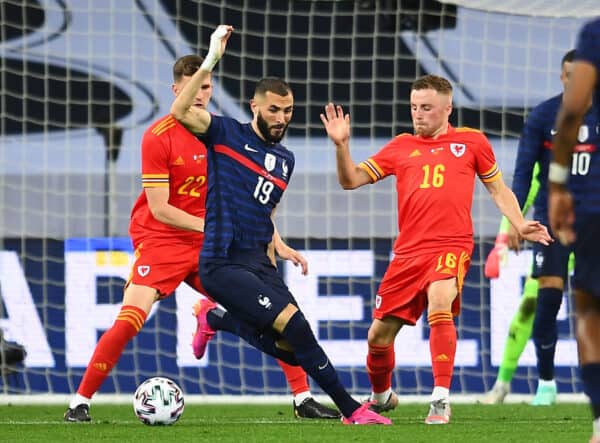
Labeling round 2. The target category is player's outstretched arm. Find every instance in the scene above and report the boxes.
[484,177,552,247]
[320,103,371,190]
[170,25,234,134]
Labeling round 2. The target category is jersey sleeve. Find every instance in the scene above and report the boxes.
[358,136,402,182]
[140,129,170,189]
[287,151,296,181]
[205,114,227,144]
[474,133,501,183]
[512,105,546,208]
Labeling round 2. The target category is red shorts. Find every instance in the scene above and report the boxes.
[126,237,207,299]
[373,248,471,325]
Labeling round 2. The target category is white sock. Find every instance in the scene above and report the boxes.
[431,386,449,403]
[69,393,91,409]
[294,391,312,406]
[371,388,392,404]
[593,416,600,437]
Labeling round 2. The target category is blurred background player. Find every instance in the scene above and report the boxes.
[64,53,339,422]
[481,163,541,404]
[483,51,582,406]
[171,25,390,425]
[481,165,574,405]
[320,75,551,424]
[548,17,600,443]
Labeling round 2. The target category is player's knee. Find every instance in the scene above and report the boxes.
[280,309,317,348]
[427,279,457,311]
[122,283,160,313]
[272,303,299,334]
[367,322,395,346]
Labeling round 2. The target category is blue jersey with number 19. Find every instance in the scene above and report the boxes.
[200,115,295,259]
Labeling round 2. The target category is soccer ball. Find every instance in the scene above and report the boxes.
[133,376,185,425]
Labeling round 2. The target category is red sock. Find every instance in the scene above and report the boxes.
[428,311,456,389]
[277,359,309,396]
[367,343,395,393]
[77,305,146,398]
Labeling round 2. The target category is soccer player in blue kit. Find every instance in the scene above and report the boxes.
[170,25,391,425]
[509,50,587,406]
[547,17,600,443]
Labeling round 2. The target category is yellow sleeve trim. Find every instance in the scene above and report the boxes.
[359,159,384,182]
[142,174,169,179]
[142,182,169,188]
[359,163,377,182]
[480,170,502,183]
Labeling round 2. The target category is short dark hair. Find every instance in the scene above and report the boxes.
[172,55,205,83]
[561,49,576,66]
[254,77,292,97]
[411,74,453,95]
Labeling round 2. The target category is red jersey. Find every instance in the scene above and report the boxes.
[129,115,207,244]
[359,125,501,257]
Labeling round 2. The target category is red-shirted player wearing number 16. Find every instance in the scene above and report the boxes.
[321,74,552,424]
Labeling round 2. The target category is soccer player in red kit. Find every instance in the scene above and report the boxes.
[64,54,339,422]
[321,74,552,424]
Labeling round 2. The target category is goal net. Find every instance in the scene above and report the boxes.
[0,0,596,399]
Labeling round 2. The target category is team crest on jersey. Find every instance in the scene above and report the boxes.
[450,143,466,157]
[264,153,276,172]
[137,265,150,277]
[375,294,382,309]
[578,125,589,143]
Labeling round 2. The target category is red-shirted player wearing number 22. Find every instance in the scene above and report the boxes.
[321,74,551,424]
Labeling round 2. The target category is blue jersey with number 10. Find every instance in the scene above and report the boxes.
[571,17,600,214]
[200,115,295,259]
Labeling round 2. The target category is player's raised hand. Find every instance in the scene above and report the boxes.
[202,25,234,72]
[320,103,350,147]
[517,220,553,246]
[548,184,576,246]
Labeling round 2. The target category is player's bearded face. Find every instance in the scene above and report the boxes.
[253,92,294,143]
[256,110,290,143]
[410,89,452,137]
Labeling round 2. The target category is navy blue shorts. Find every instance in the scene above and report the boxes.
[531,231,572,281]
[199,248,298,331]
[573,214,600,298]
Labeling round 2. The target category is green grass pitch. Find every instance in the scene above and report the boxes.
[0,403,591,442]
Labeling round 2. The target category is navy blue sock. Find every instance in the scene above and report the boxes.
[280,310,360,418]
[532,287,563,380]
[207,309,298,365]
[581,363,600,419]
